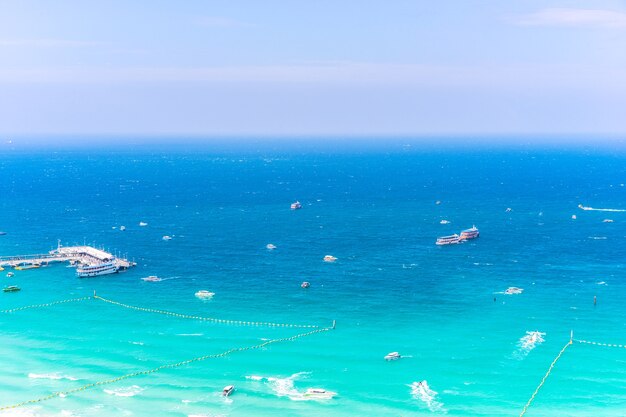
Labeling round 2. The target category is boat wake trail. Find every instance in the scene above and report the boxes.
[514,331,545,359]
[246,372,333,401]
[578,204,625,212]
[408,380,445,412]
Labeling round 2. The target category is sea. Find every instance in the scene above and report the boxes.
[0,138,625,417]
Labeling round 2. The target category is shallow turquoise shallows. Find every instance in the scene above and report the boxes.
[0,141,625,416]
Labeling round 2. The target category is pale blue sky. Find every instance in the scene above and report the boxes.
[1,0,626,136]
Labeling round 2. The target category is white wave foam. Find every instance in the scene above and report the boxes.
[408,380,444,412]
[597,281,607,285]
[176,333,204,337]
[28,372,78,381]
[103,385,144,397]
[247,372,324,401]
[588,236,607,240]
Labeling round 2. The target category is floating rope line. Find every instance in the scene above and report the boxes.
[93,295,320,328]
[519,338,573,417]
[0,296,91,314]
[575,339,626,348]
[0,325,333,411]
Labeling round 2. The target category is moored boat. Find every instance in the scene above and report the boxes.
[76,261,118,278]
[436,234,460,245]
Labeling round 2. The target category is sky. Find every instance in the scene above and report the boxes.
[1,0,626,137]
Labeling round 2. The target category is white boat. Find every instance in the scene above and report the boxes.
[77,261,118,278]
[571,215,577,220]
[142,276,161,282]
[505,287,523,295]
[6,272,14,277]
[222,385,234,396]
[439,220,450,224]
[505,208,512,212]
[435,234,460,245]
[384,352,401,361]
[162,235,172,241]
[195,290,215,299]
[139,221,148,226]
[323,255,337,262]
[266,243,277,250]
[303,388,336,399]
[603,219,614,223]
[120,226,126,231]
[290,201,302,210]
[301,281,311,288]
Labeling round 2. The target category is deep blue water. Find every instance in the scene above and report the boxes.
[0,139,625,416]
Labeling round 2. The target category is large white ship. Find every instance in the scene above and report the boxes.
[76,261,118,277]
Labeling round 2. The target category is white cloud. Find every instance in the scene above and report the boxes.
[517,8,626,28]
[0,38,106,47]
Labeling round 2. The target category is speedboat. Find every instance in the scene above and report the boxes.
[571,215,577,220]
[323,255,337,262]
[603,219,614,223]
[266,243,277,250]
[290,201,302,210]
[3,285,20,292]
[222,385,234,396]
[6,272,14,277]
[195,290,215,299]
[505,287,523,295]
[142,276,161,282]
[120,226,126,231]
[303,388,336,399]
[139,221,148,226]
[439,219,450,224]
[435,234,460,245]
[162,235,172,241]
[301,281,311,288]
[384,352,401,361]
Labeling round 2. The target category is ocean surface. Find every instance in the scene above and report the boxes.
[0,139,625,417]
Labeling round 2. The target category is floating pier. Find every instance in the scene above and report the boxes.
[0,242,135,272]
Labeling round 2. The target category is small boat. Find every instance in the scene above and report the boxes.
[120,226,126,231]
[439,220,450,224]
[142,276,161,282]
[505,207,512,212]
[301,281,311,288]
[436,234,460,245]
[162,235,172,241]
[571,215,577,220]
[459,226,479,240]
[3,285,20,293]
[290,201,302,210]
[222,385,235,396]
[505,287,523,295]
[323,255,337,262]
[303,388,336,399]
[384,352,401,361]
[139,221,148,226]
[435,200,441,205]
[14,263,40,270]
[195,290,215,299]
[266,243,277,250]
[603,219,614,223]
[6,272,14,277]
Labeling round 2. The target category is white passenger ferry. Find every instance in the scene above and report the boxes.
[76,261,118,278]
[435,234,460,245]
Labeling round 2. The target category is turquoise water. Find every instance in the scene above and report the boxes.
[0,141,625,416]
